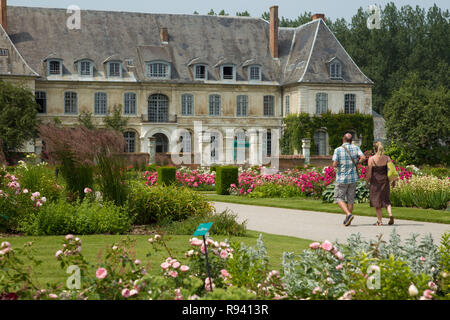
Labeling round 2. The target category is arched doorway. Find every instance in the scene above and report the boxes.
[148,94,169,123]
[153,133,169,153]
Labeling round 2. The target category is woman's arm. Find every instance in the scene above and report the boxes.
[365,158,372,183]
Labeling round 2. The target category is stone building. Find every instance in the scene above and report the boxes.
[0,1,373,166]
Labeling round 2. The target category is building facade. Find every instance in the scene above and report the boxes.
[0,2,373,166]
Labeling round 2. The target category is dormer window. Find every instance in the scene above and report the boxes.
[147,61,170,79]
[220,64,235,81]
[108,61,122,77]
[194,64,208,80]
[248,65,261,81]
[48,59,62,76]
[78,60,93,76]
[330,60,342,79]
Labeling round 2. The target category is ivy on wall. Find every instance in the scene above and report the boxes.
[280,112,374,155]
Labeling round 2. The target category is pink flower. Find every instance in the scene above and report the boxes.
[220,250,228,259]
[130,289,138,296]
[312,286,321,294]
[134,259,142,265]
[180,265,190,272]
[169,271,178,278]
[23,189,29,194]
[190,238,203,246]
[321,240,333,251]
[205,278,215,291]
[1,242,10,249]
[336,264,343,270]
[420,256,426,262]
[335,251,344,261]
[96,268,108,279]
[309,242,320,249]
[172,261,181,269]
[65,234,74,240]
[49,293,58,299]
[428,281,438,291]
[84,187,92,194]
[423,289,434,299]
[55,250,63,258]
[161,262,170,270]
[220,269,230,278]
[122,289,131,298]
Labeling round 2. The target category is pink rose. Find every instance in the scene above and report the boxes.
[420,256,426,262]
[220,269,230,278]
[130,289,138,296]
[336,264,343,271]
[180,265,190,272]
[423,289,434,299]
[205,278,215,291]
[321,240,333,251]
[122,289,131,298]
[220,250,228,259]
[190,238,203,246]
[1,242,10,249]
[312,286,321,294]
[428,281,437,291]
[84,187,92,194]
[169,271,178,278]
[134,259,141,265]
[96,268,108,279]
[49,293,58,299]
[161,262,170,270]
[65,234,74,241]
[335,251,344,261]
[172,261,181,269]
[55,250,63,258]
[309,242,320,249]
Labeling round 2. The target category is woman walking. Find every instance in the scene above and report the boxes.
[365,142,395,226]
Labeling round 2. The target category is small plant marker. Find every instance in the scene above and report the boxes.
[193,223,214,292]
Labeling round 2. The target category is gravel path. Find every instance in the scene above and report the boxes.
[213,202,450,244]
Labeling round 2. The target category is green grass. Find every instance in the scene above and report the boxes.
[1,231,310,286]
[206,195,450,224]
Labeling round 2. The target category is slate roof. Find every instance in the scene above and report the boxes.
[4,6,372,85]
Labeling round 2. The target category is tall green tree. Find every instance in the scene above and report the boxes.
[236,10,250,17]
[103,105,128,133]
[384,73,449,165]
[0,80,39,154]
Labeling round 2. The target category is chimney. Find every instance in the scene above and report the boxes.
[160,27,168,43]
[269,6,279,59]
[312,13,325,21]
[0,0,6,32]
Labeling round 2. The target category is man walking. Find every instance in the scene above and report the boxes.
[332,133,366,226]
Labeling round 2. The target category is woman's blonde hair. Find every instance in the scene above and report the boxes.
[373,141,384,156]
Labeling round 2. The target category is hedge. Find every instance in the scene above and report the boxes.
[216,166,238,195]
[157,166,176,186]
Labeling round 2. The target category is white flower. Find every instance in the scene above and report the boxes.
[408,284,419,297]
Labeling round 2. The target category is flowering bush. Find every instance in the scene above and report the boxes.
[391,175,450,209]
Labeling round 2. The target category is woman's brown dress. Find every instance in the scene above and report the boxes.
[369,160,391,208]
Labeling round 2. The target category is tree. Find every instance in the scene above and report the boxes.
[236,11,250,17]
[218,10,229,16]
[103,105,128,133]
[208,9,215,16]
[384,73,450,165]
[0,80,39,155]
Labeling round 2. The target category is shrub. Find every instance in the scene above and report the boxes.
[210,165,220,173]
[145,164,157,172]
[95,153,128,206]
[22,199,131,235]
[157,166,176,186]
[128,182,213,225]
[216,166,238,195]
[165,210,247,237]
[248,183,305,198]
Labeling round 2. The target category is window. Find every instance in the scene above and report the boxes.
[124,93,136,115]
[148,94,169,122]
[210,133,219,162]
[249,65,261,81]
[209,95,221,116]
[0,48,8,56]
[108,62,122,77]
[221,65,235,81]
[124,131,136,153]
[64,92,77,114]
[48,60,62,75]
[262,130,272,157]
[147,62,170,78]
[94,92,108,115]
[181,94,194,116]
[194,65,207,80]
[35,92,47,113]
[233,131,248,162]
[330,61,342,79]
[344,94,356,114]
[263,95,275,116]
[79,60,93,76]
[180,131,192,153]
[314,131,327,155]
[285,95,290,115]
[236,95,248,117]
[316,93,328,114]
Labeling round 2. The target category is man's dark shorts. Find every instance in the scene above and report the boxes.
[334,182,357,204]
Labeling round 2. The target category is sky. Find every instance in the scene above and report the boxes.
[7,0,450,22]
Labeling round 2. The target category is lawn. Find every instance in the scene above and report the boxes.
[1,230,311,286]
[206,195,450,224]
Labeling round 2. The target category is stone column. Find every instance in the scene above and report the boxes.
[302,138,311,165]
[249,129,259,166]
[148,137,156,164]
